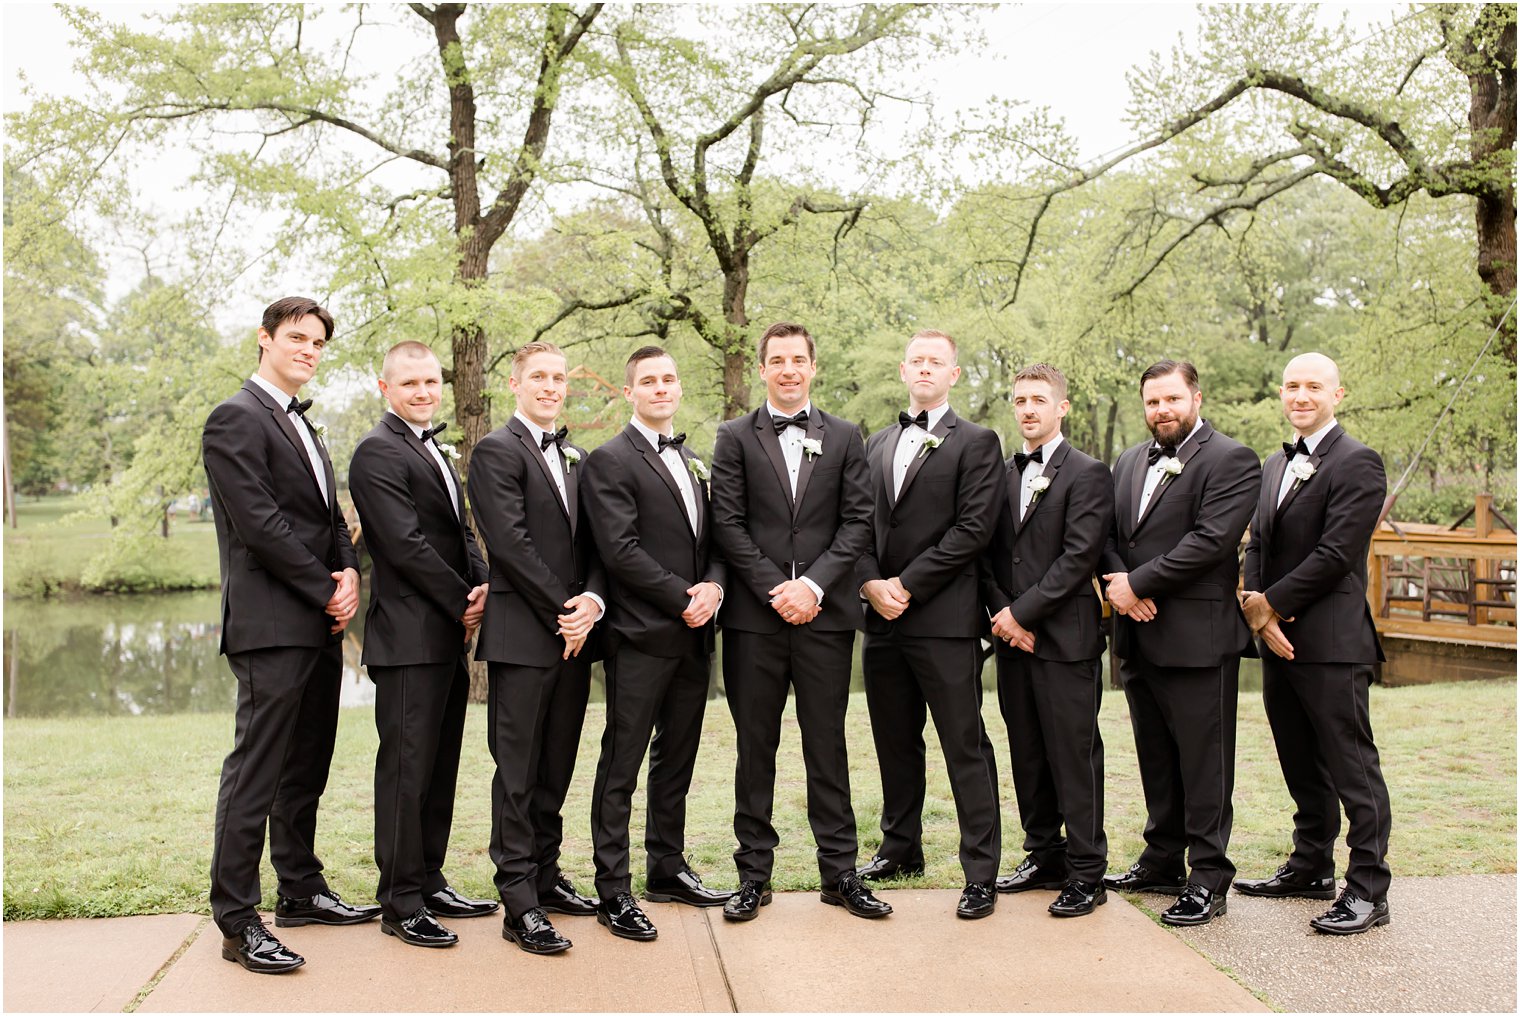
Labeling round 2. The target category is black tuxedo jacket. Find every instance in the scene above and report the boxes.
[202,380,359,655]
[468,417,607,667]
[857,408,1003,638]
[1244,423,1386,664]
[1099,420,1260,669]
[348,413,488,667]
[711,406,873,634]
[981,440,1114,662]
[582,424,724,658]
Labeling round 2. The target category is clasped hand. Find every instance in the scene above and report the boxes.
[769,578,820,625]
[1102,571,1157,622]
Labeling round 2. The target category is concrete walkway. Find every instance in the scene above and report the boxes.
[3,878,1513,1012]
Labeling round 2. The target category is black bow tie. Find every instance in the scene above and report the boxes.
[773,410,809,434]
[540,425,569,451]
[657,432,686,452]
[421,422,447,443]
[899,409,930,430]
[1283,437,1310,459]
[1146,443,1177,466]
[287,397,313,417]
[1013,446,1044,473]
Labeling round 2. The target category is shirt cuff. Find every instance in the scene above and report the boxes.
[799,575,824,605]
[582,591,606,621]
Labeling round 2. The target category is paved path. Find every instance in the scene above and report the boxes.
[3,878,1512,1012]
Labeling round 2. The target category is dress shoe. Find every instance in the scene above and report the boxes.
[1233,864,1337,900]
[1048,879,1107,918]
[820,872,893,918]
[643,867,733,907]
[1310,890,1391,935]
[1160,883,1227,926]
[956,881,996,919]
[502,907,573,954]
[274,889,382,927]
[381,908,457,948]
[597,891,658,941]
[996,857,1067,894]
[424,885,500,918]
[723,880,772,922]
[540,875,598,917]
[1103,863,1188,895]
[221,922,305,974]
[856,853,926,881]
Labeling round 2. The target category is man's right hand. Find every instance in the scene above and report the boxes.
[862,578,910,621]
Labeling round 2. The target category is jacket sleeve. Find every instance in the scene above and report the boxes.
[467,435,573,631]
[1098,449,1132,578]
[582,446,696,617]
[1264,444,1386,618]
[1010,456,1114,626]
[899,427,1003,600]
[1128,443,1261,599]
[709,422,791,595]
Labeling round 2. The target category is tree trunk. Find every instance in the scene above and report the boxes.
[721,265,753,419]
[1103,398,1119,465]
[1467,6,1517,360]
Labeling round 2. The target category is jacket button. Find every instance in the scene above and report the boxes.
[890,519,899,527]
[1012,556,1021,564]
[1128,540,1136,548]
[792,526,801,534]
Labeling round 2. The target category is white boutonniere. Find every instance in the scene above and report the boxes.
[688,456,710,483]
[917,433,943,459]
[1156,456,1183,480]
[1028,474,1052,503]
[800,437,823,460]
[562,446,581,467]
[436,441,461,461]
[1287,458,1316,490]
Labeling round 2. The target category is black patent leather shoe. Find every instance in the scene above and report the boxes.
[1310,890,1390,935]
[381,908,458,948]
[1233,864,1337,900]
[820,872,893,918]
[723,880,773,922]
[221,922,305,974]
[274,889,382,927]
[856,853,926,881]
[1048,879,1107,917]
[540,875,598,917]
[996,857,1067,894]
[1160,883,1227,926]
[1103,863,1188,895]
[503,907,573,954]
[597,891,658,941]
[425,885,500,918]
[956,881,996,919]
[643,867,733,907]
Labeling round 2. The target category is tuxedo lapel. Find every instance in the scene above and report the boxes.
[564,451,580,536]
[879,422,901,508]
[509,417,572,529]
[790,411,825,515]
[244,381,325,503]
[1276,423,1341,520]
[754,412,795,509]
[1260,451,1288,541]
[630,427,696,536]
[1136,422,1211,532]
[679,446,706,541]
[1018,439,1068,533]
[898,410,954,502]
[1005,462,1025,539]
[390,414,454,504]
[1126,443,1148,531]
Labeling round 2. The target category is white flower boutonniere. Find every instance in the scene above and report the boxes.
[562,446,581,467]
[436,441,461,461]
[917,433,943,459]
[1157,456,1183,480]
[688,456,710,483]
[800,437,823,460]
[1287,458,1316,490]
[1028,474,1052,503]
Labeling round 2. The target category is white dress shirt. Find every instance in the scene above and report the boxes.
[515,411,568,512]
[1018,432,1063,519]
[1137,416,1204,521]
[765,402,825,603]
[250,373,328,506]
[390,412,460,517]
[1277,418,1337,507]
[891,402,951,499]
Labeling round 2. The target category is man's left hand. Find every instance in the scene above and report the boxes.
[768,579,820,625]
[683,582,723,628]
[326,567,361,633]
[558,593,600,639]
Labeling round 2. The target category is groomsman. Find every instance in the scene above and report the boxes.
[468,341,606,955]
[1236,352,1393,935]
[1100,359,1259,926]
[203,297,376,974]
[581,346,729,942]
[710,321,890,923]
[349,341,495,949]
[856,330,1003,919]
[980,363,1115,918]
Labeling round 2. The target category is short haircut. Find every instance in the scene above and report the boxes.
[511,341,566,380]
[258,295,333,361]
[1140,359,1200,393]
[758,322,815,364]
[381,340,438,380]
[906,329,958,361]
[1013,362,1068,402]
[625,344,675,387]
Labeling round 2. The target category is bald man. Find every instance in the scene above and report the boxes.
[1236,353,1392,935]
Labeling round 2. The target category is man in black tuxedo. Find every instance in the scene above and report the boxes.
[348,341,495,950]
[581,345,729,942]
[710,321,891,923]
[1099,359,1259,927]
[469,341,608,954]
[203,297,378,974]
[1235,352,1393,935]
[856,330,1003,919]
[980,363,1115,919]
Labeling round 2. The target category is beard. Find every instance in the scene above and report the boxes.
[1147,407,1198,446]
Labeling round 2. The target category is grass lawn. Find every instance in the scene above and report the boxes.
[4,680,1513,920]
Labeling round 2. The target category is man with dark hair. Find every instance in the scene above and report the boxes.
[203,296,377,974]
[982,363,1115,918]
[710,322,890,923]
[1235,352,1393,935]
[469,340,607,954]
[1100,359,1260,927]
[349,341,494,951]
[856,329,1004,920]
[581,345,729,942]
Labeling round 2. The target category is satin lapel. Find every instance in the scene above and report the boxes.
[1136,424,1209,532]
[1126,444,1148,532]
[879,423,901,508]
[564,450,580,536]
[679,446,705,541]
[1005,461,1025,541]
[1277,424,1341,520]
[898,410,954,502]
[754,413,794,509]
[790,411,825,517]
[1021,440,1068,530]
[1260,451,1288,539]
[634,430,696,536]
[393,417,452,500]
[244,382,324,499]
[510,418,572,530]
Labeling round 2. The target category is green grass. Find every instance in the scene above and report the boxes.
[4,495,220,597]
[4,680,1513,919]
